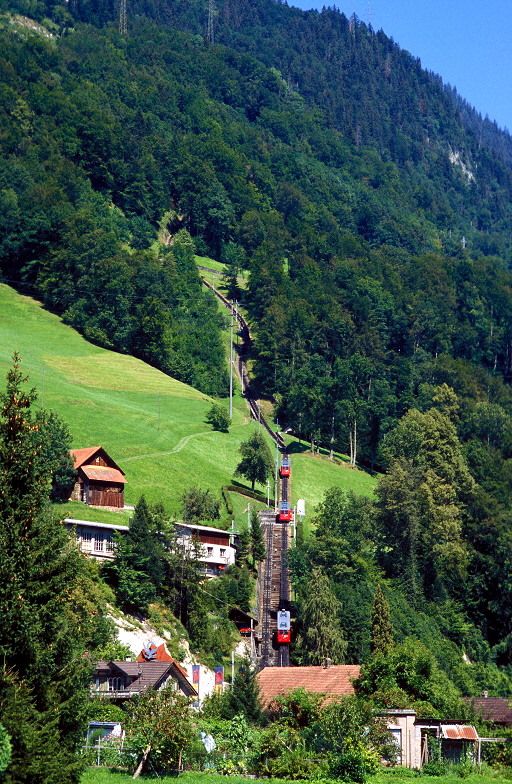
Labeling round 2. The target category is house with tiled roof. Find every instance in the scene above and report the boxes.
[257,664,361,707]
[464,697,512,726]
[69,446,126,508]
[257,665,482,769]
[92,657,197,701]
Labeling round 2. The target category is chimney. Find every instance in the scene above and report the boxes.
[324,657,331,669]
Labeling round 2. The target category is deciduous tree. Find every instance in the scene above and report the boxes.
[235,431,273,491]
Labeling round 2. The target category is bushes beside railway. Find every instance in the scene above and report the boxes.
[222,485,272,511]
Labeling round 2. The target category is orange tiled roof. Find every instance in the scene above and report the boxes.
[70,447,102,469]
[137,643,173,663]
[80,465,126,484]
[257,664,360,706]
[70,447,124,474]
[134,643,190,679]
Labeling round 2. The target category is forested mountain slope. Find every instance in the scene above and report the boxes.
[72,0,512,256]
[3,4,512,690]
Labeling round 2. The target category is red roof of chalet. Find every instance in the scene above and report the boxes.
[71,447,102,469]
[257,664,360,707]
[70,446,125,474]
[80,465,126,484]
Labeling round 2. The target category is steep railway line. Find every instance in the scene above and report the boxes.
[201,275,291,667]
[201,277,284,448]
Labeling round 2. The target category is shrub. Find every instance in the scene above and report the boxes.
[329,743,380,783]
[206,404,230,432]
[0,723,11,775]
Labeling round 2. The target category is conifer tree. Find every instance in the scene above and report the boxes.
[103,495,165,614]
[223,658,262,723]
[250,509,266,565]
[0,354,94,784]
[236,527,251,566]
[296,567,347,665]
[370,584,394,655]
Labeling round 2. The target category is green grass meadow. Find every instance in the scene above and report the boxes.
[81,768,512,784]
[0,284,376,527]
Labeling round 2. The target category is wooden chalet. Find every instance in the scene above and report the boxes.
[69,447,126,508]
[92,643,197,702]
[92,660,197,701]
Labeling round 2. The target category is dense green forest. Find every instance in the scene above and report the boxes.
[3,0,512,700]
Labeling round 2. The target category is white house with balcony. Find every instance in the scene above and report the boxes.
[65,518,129,560]
[66,518,236,575]
[174,522,236,576]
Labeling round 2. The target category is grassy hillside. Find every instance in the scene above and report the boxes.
[0,284,376,527]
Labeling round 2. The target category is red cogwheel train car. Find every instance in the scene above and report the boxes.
[277,609,291,644]
[280,458,290,478]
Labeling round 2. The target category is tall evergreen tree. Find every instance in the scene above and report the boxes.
[250,509,266,565]
[296,568,347,665]
[0,355,94,784]
[370,584,394,655]
[236,527,251,567]
[103,495,165,614]
[223,658,262,723]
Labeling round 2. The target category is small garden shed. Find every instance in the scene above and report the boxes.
[69,446,127,508]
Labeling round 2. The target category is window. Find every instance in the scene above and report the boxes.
[220,548,226,557]
[108,677,125,692]
[94,535,103,552]
[81,530,92,542]
[105,537,114,553]
[207,547,213,557]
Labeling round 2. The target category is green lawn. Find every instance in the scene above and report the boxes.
[195,255,227,274]
[194,255,248,282]
[0,283,377,526]
[81,768,512,784]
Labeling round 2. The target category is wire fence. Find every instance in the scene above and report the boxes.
[81,740,249,775]
[81,740,137,769]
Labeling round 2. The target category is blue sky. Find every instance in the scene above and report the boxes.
[289,0,512,133]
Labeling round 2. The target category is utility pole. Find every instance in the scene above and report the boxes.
[119,0,127,35]
[247,503,251,532]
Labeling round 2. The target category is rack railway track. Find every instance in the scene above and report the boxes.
[201,276,291,667]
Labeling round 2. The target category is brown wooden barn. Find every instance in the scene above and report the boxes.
[69,447,126,508]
